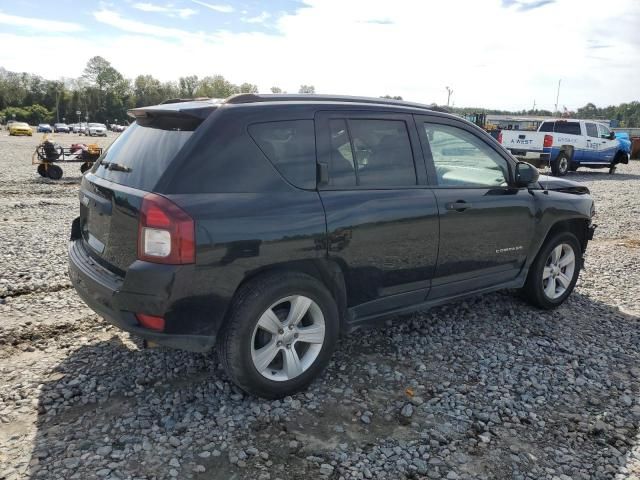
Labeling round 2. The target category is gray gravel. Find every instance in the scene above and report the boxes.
[1,132,640,480]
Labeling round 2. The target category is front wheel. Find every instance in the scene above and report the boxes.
[217,272,339,399]
[46,164,63,180]
[521,232,581,309]
[551,153,570,176]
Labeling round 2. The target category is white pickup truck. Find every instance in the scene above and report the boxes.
[499,119,629,176]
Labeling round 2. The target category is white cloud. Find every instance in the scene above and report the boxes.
[132,3,197,19]
[190,0,233,13]
[0,0,638,110]
[93,9,205,40]
[0,11,84,33]
[242,12,271,24]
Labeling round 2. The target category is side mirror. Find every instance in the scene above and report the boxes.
[515,161,539,187]
[609,131,616,140]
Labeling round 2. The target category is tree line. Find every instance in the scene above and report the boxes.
[1,56,638,127]
[452,102,640,128]
[0,56,316,125]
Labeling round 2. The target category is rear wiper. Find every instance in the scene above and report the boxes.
[101,161,132,172]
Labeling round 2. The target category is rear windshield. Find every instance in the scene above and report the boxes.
[539,121,581,135]
[92,122,193,191]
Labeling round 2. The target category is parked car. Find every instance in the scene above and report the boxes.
[54,123,70,133]
[73,124,86,134]
[499,119,629,175]
[6,119,17,131]
[37,123,53,133]
[69,94,596,398]
[8,122,32,136]
[86,123,108,137]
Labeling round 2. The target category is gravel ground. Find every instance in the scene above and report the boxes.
[1,132,640,480]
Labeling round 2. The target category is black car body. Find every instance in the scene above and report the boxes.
[69,94,595,397]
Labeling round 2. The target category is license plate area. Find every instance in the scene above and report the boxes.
[80,189,113,254]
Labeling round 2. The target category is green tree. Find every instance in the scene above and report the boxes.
[134,74,164,107]
[270,86,282,94]
[238,82,258,94]
[83,56,124,93]
[298,85,315,94]
[179,75,199,97]
[195,75,238,98]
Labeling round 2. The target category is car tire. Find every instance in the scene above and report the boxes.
[217,271,340,399]
[521,231,581,309]
[551,153,570,176]
[46,165,63,180]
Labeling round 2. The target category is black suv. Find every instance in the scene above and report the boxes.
[69,94,596,398]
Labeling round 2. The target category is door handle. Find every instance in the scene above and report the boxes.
[446,200,472,212]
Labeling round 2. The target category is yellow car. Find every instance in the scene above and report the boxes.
[9,122,33,136]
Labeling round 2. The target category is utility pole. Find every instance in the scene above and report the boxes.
[532,99,536,112]
[446,86,453,107]
[56,90,60,123]
[554,79,561,116]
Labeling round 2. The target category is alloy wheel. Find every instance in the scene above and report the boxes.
[250,295,325,382]
[542,243,576,299]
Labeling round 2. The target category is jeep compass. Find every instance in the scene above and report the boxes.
[69,94,596,398]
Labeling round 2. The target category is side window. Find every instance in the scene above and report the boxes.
[328,119,356,187]
[326,118,417,188]
[424,123,509,187]
[597,124,611,139]
[555,122,581,135]
[539,122,554,132]
[347,119,416,187]
[586,123,598,138]
[248,120,316,189]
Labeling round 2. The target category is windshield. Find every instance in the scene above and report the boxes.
[92,122,194,191]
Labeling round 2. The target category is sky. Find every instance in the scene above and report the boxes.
[0,0,638,111]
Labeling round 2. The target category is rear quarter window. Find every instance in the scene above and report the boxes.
[248,120,316,189]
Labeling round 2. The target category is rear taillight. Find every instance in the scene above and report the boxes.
[543,134,553,148]
[136,313,165,331]
[138,193,195,264]
[497,131,503,144]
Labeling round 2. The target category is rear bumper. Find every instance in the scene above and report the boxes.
[68,239,216,352]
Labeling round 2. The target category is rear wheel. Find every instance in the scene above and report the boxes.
[37,164,47,177]
[46,164,63,180]
[551,153,570,176]
[80,162,91,173]
[522,231,581,309]
[217,272,339,399]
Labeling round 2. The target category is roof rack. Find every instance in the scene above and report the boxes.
[160,97,215,105]
[224,93,448,112]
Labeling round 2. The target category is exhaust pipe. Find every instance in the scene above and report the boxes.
[142,339,160,349]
